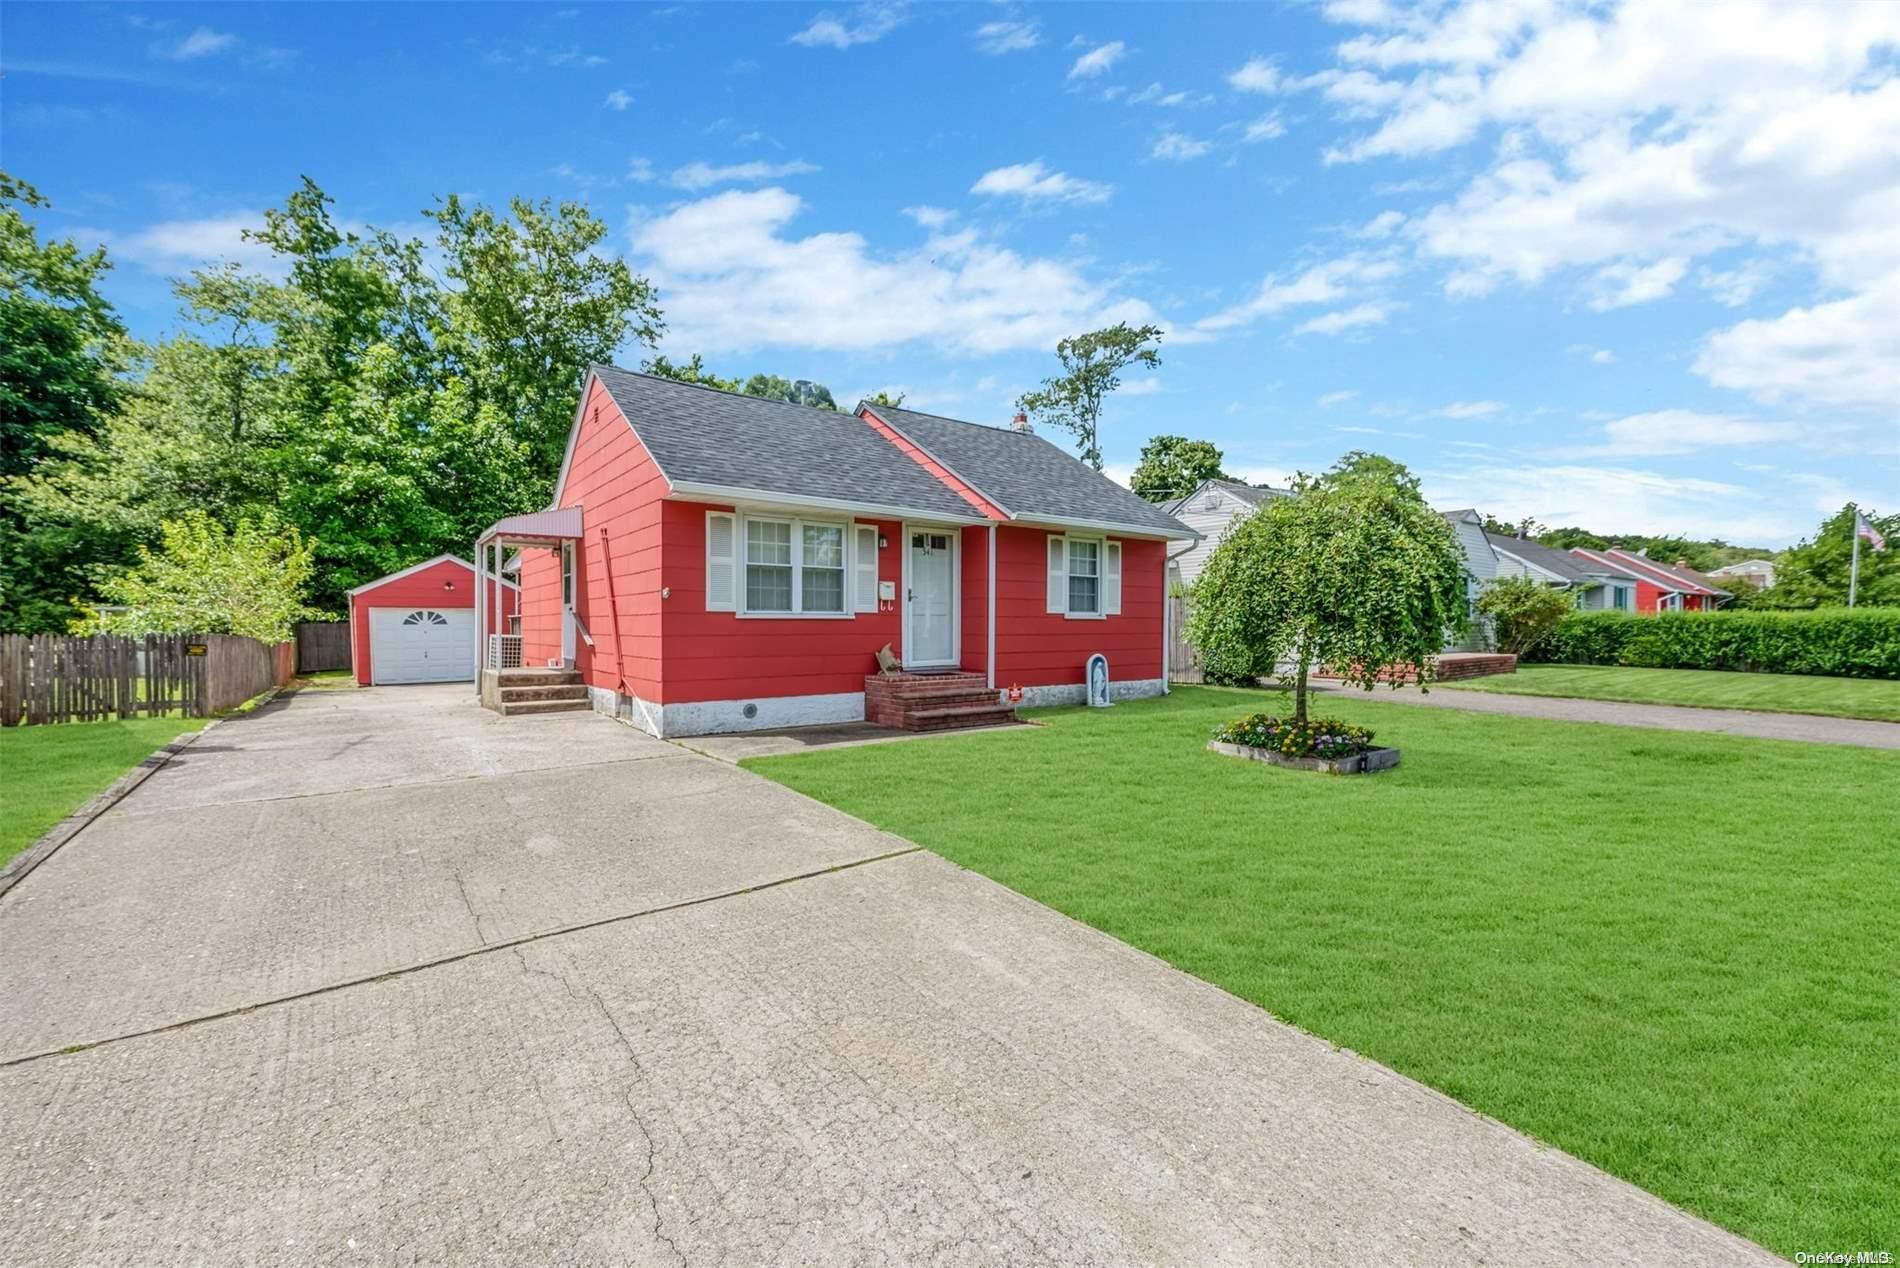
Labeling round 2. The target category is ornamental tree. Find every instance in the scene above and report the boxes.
[82,511,318,643]
[1185,451,1468,722]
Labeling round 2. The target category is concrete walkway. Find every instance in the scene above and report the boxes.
[0,685,1779,1266]
[1316,677,1900,749]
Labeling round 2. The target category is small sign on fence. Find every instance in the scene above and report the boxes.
[187,643,208,657]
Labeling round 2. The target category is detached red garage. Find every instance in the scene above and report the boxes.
[349,555,518,686]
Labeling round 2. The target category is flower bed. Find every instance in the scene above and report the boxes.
[1208,712,1399,775]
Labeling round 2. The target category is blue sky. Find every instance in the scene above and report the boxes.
[7,0,1897,545]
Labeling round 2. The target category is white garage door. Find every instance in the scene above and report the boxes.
[368,607,475,684]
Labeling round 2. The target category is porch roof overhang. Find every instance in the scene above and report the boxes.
[477,506,584,547]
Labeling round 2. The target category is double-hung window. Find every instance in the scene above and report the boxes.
[733,515,848,616]
[1046,535,1121,618]
[1067,540,1101,616]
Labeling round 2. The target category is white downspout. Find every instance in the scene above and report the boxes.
[986,524,998,691]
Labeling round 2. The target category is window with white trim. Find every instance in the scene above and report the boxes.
[1045,535,1123,618]
[713,513,855,617]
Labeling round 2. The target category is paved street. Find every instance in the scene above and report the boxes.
[0,685,1779,1265]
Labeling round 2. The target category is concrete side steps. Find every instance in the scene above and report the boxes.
[499,697,590,717]
[499,683,588,704]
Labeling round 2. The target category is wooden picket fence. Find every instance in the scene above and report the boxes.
[0,633,293,727]
[1168,592,1204,684]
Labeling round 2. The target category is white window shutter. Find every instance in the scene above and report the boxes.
[853,524,879,613]
[706,512,737,611]
[1046,536,1067,614]
[1104,541,1122,615]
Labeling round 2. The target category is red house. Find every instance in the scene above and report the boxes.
[1569,548,1728,613]
[472,366,1195,736]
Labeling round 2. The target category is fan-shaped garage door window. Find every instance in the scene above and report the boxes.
[402,610,450,626]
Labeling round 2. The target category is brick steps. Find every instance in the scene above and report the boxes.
[864,671,1020,732]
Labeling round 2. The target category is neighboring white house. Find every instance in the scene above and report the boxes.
[1162,478,1286,588]
[1710,558,1777,589]
[1485,531,1639,611]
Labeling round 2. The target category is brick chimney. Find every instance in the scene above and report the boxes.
[1011,411,1032,433]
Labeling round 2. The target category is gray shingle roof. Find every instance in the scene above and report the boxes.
[1484,532,1592,583]
[588,366,982,521]
[861,403,1194,537]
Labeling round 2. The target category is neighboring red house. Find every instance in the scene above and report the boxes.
[1569,548,1728,613]
[348,555,517,686]
[472,366,1194,737]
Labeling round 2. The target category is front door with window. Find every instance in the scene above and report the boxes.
[906,530,956,666]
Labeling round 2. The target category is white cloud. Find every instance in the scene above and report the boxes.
[603,89,632,111]
[1117,377,1163,397]
[1357,209,1405,238]
[1582,409,1799,457]
[973,19,1039,54]
[1435,400,1504,419]
[971,160,1113,205]
[1423,462,1804,544]
[1068,40,1126,79]
[155,26,236,60]
[1700,260,1774,307]
[1588,257,1687,310]
[1242,113,1286,142]
[88,213,284,278]
[791,3,907,49]
[1294,302,1391,336]
[1568,344,1616,364]
[667,159,820,190]
[1308,0,1900,412]
[627,157,657,183]
[628,187,1160,355]
[1228,57,1281,94]
[1151,130,1212,161]
[1193,255,1399,334]
[902,205,956,229]
[1319,389,1358,407]
[1694,282,1900,412]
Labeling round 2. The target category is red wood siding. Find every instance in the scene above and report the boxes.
[959,525,990,676]
[519,378,668,698]
[350,558,513,686]
[857,408,1006,519]
[992,526,1164,689]
[659,502,903,703]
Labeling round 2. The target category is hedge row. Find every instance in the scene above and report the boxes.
[1525,608,1900,679]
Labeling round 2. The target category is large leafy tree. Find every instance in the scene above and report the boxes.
[1757,504,1898,608]
[9,177,657,620]
[1186,452,1468,722]
[81,511,317,643]
[643,353,741,392]
[1017,322,1162,471]
[1131,434,1229,502]
[0,173,130,632]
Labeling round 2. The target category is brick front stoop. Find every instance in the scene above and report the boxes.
[864,671,1021,732]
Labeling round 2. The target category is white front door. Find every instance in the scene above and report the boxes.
[906,530,956,666]
[368,607,476,684]
[559,542,577,665]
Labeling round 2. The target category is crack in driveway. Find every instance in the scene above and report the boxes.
[0,846,923,1070]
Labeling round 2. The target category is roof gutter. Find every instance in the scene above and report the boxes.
[1012,511,1198,542]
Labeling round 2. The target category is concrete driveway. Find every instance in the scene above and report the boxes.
[1,685,1777,1266]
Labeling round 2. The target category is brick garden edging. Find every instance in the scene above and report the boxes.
[1207,739,1402,776]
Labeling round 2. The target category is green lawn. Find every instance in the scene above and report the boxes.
[1445,663,1900,722]
[747,686,1900,1257]
[0,716,207,866]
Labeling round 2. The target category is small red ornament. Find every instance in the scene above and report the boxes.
[1007,683,1024,703]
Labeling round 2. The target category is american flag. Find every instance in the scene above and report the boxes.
[1856,511,1888,552]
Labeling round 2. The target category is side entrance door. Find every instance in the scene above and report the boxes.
[560,541,577,666]
[906,530,956,667]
